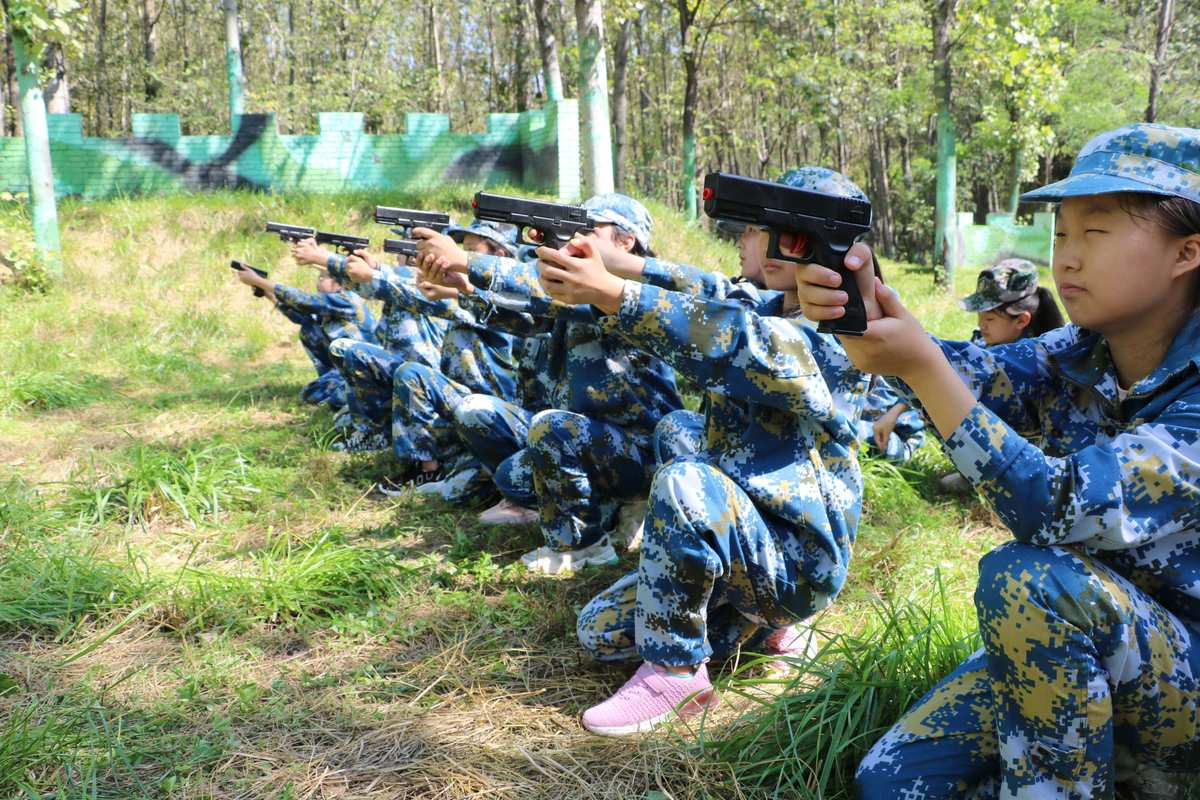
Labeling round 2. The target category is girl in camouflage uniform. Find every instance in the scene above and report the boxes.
[798,122,1200,798]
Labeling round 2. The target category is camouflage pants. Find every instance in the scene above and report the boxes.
[856,541,1200,799]
[300,370,348,410]
[653,409,705,465]
[299,320,337,376]
[453,394,537,507]
[329,339,401,433]
[391,362,470,463]
[527,410,654,551]
[855,417,924,463]
[577,458,831,667]
[391,363,494,502]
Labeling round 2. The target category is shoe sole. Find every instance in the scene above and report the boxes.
[582,690,717,737]
[520,551,618,575]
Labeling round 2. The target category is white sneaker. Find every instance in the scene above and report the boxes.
[616,499,647,551]
[520,538,618,575]
[938,472,972,494]
[478,499,539,526]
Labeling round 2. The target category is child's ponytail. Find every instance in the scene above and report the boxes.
[1027,287,1065,336]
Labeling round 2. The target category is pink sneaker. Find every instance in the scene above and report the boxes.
[763,623,820,672]
[581,662,716,736]
[478,499,539,526]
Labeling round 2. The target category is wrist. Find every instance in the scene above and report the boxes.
[591,275,626,315]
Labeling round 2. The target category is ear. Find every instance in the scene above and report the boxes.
[614,230,637,253]
[1013,310,1032,331]
[1172,233,1200,280]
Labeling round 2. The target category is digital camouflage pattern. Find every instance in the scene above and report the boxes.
[582,193,654,251]
[273,284,376,410]
[959,260,1039,313]
[652,409,706,465]
[863,310,1200,795]
[578,253,871,666]
[856,377,927,463]
[460,194,683,551]
[1021,123,1200,205]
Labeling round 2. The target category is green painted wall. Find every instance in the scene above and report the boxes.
[958,211,1054,267]
[0,101,581,202]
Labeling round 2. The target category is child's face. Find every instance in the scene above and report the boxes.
[977,309,1029,346]
[1052,194,1189,334]
[737,226,766,282]
[749,226,800,292]
[462,234,493,255]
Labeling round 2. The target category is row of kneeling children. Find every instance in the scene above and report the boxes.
[232,121,1200,796]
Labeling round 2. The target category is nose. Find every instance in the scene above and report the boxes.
[1052,236,1081,272]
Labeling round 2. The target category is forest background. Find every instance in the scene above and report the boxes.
[2,0,1198,269]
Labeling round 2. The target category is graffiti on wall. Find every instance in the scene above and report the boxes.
[0,101,581,202]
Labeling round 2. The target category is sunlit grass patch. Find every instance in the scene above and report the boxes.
[703,580,979,799]
[0,372,108,414]
[66,442,260,526]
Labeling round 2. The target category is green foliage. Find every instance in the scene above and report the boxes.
[67,443,259,526]
[703,580,980,799]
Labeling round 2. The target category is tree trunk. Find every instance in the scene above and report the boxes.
[532,0,564,102]
[11,29,62,276]
[140,0,161,102]
[612,16,633,192]
[677,0,699,220]
[511,0,530,110]
[96,0,109,132]
[868,123,896,256]
[932,0,960,287]
[1145,0,1173,122]
[575,0,614,195]
[41,44,70,114]
[428,2,445,113]
[3,8,19,136]
[224,0,246,123]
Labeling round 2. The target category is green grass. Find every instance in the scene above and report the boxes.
[0,189,1024,798]
[702,580,980,798]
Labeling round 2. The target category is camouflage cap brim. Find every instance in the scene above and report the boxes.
[1020,171,1184,204]
[715,219,746,235]
[958,293,1005,312]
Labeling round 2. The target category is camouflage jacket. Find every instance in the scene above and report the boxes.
[609,257,873,599]
[273,284,377,345]
[462,253,683,446]
[325,255,449,374]
[904,311,1200,625]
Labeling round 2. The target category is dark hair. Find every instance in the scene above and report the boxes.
[1000,286,1064,337]
[633,241,656,258]
[1117,193,1200,305]
[1117,193,1200,237]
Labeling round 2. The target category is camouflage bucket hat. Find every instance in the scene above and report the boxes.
[776,166,868,201]
[1021,123,1200,204]
[582,193,653,250]
[959,259,1039,312]
[445,219,518,255]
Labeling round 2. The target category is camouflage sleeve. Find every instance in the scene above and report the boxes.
[362,266,473,321]
[944,396,1200,550]
[600,279,835,417]
[325,254,420,304]
[894,335,1050,439]
[466,252,606,323]
[456,288,547,338]
[273,284,362,321]
[639,258,743,299]
[273,297,311,327]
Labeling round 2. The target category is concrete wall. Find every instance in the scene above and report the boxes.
[0,101,581,202]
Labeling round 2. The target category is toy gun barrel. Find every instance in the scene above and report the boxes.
[373,206,452,234]
[265,221,317,242]
[383,238,419,259]
[471,191,597,248]
[315,231,370,254]
[229,259,269,297]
